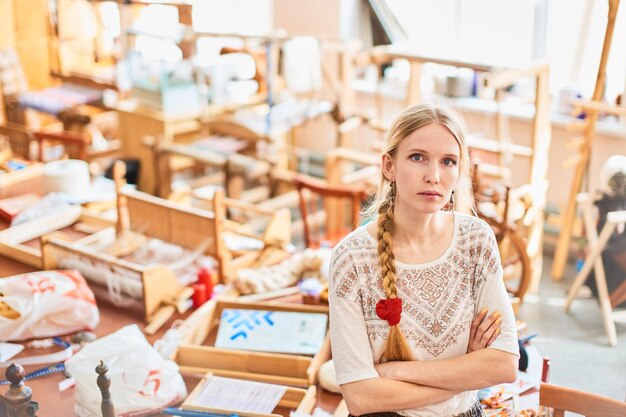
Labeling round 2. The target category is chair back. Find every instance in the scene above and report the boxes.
[294,174,366,248]
[540,383,626,417]
[32,130,89,161]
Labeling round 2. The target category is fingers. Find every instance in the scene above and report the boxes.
[480,312,502,346]
[470,307,489,339]
[488,327,501,346]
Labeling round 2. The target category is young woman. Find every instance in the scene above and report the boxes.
[329,104,519,417]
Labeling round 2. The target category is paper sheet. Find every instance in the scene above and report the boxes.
[0,342,24,364]
[215,308,328,355]
[191,376,286,413]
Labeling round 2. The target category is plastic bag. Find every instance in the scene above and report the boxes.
[0,270,99,341]
[66,325,187,417]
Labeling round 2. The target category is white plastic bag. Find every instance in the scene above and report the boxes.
[0,270,99,341]
[66,325,187,417]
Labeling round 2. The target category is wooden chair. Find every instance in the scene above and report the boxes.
[294,173,367,248]
[32,130,121,164]
[540,383,626,417]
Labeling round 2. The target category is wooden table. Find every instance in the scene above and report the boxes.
[0,256,341,416]
[0,176,341,416]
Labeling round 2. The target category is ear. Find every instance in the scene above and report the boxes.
[381,153,395,182]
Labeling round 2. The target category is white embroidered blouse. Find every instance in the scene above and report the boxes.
[329,212,519,417]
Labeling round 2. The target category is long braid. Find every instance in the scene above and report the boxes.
[376,185,412,362]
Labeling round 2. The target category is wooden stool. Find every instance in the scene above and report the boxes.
[564,193,626,346]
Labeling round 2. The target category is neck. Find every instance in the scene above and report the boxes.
[392,201,444,247]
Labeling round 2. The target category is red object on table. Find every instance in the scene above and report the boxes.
[197,267,214,298]
[191,283,207,308]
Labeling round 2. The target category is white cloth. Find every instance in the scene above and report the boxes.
[329,213,519,417]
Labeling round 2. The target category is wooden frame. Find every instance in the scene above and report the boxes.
[151,119,272,199]
[32,131,121,163]
[564,192,625,346]
[0,206,113,268]
[540,382,626,417]
[0,122,44,189]
[294,173,367,248]
[0,162,43,190]
[168,184,293,272]
[40,188,228,323]
[174,299,331,388]
[182,372,317,417]
[551,0,620,280]
[39,186,292,325]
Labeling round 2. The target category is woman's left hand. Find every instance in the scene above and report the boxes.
[467,308,502,353]
[375,361,399,380]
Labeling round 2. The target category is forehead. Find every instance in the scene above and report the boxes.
[397,123,460,155]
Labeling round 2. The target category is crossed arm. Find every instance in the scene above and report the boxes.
[339,309,517,416]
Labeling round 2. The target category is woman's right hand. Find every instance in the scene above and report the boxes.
[467,308,502,353]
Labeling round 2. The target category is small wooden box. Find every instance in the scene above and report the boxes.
[175,299,331,388]
[182,372,317,417]
[0,162,43,190]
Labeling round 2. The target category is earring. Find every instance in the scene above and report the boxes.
[448,189,456,211]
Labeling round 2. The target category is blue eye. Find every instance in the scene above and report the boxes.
[410,153,423,161]
[443,158,457,166]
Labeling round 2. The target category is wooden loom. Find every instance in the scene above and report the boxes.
[173,299,331,389]
[39,162,293,328]
[149,119,273,201]
[552,0,621,280]
[0,203,114,269]
[40,162,228,326]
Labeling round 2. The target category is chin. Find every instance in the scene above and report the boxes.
[413,203,443,214]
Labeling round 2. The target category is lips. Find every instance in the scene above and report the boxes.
[418,191,442,196]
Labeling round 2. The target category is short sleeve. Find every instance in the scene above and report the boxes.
[476,224,520,358]
[329,242,379,385]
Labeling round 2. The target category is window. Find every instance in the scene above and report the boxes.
[382,0,626,101]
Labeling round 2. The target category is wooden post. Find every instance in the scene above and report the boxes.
[527,65,551,292]
[552,0,620,280]
[96,360,116,417]
[2,363,38,417]
[211,188,228,284]
[113,160,129,235]
[494,88,512,181]
[405,61,422,107]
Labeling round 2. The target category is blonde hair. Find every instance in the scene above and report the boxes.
[365,103,474,362]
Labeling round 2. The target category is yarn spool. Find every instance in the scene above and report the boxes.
[43,159,90,198]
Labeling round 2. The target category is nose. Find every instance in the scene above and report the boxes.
[424,163,440,184]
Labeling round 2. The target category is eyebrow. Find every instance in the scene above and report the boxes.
[406,148,459,158]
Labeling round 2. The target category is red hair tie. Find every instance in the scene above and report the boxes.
[376,298,402,326]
